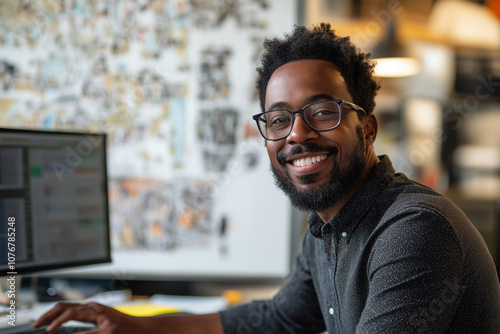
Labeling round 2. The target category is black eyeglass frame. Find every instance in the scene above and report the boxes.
[252,99,366,141]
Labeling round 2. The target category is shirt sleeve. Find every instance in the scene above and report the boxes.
[356,206,466,334]
[219,233,326,334]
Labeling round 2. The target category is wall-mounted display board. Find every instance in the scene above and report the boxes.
[0,0,298,279]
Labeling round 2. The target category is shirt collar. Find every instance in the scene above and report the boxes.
[308,155,395,239]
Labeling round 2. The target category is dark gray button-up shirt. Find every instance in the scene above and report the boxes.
[220,156,500,333]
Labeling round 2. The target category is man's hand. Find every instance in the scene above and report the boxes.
[32,302,146,333]
[32,301,224,334]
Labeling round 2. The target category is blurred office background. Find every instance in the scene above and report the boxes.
[0,0,498,300]
[305,0,500,269]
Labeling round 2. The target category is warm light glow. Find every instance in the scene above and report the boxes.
[428,0,500,49]
[373,57,420,78]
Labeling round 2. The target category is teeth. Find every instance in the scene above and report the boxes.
[292,155,327,167]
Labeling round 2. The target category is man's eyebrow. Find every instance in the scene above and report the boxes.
[305,93,337,104]
[266,94,338,111]
[267,101,289,111]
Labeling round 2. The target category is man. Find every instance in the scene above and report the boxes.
[34,23,499,333]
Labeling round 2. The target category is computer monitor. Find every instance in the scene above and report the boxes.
[0,128,111,276]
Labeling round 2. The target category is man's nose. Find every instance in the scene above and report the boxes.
[286,115,320,144]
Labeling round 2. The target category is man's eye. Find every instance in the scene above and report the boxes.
[270,116,291,125]
[312,109,338,117]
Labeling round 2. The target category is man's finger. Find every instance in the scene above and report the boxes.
[34,303,102,331]
[32,302,79,328]
[45,307,83,331]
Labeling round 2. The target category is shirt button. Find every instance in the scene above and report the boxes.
[341,232,347,238]
[329,307,335,315]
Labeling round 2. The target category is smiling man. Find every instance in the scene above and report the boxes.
[34,23,499,334]
[261,59,378,221]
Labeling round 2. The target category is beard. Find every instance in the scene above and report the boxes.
[270,126,367,213]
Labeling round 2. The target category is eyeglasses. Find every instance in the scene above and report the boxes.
[252,99,366,141]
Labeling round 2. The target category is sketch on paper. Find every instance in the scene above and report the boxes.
[109,178,213,251]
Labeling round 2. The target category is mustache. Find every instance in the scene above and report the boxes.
[277,143,338,166]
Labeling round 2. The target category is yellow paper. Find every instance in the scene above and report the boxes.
[114,303,181,317]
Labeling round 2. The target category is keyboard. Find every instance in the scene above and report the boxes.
[0,325,96,334]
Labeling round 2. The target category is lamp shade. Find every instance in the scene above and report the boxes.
[371,22,420,78]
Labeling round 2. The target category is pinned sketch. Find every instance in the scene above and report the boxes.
[197,107,239,171]
[190,0,270,28]
[198,47,232,100]
[109,178,213,251]
[0,61,16,91]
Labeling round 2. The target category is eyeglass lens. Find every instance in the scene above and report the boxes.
[258,101,341,140]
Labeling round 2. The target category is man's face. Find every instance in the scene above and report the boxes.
[265,59,368,213]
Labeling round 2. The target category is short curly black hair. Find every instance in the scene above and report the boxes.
[256,23,380,115]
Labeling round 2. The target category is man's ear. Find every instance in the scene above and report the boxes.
[363,113,378,146]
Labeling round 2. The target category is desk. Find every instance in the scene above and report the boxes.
[0,291,229,330]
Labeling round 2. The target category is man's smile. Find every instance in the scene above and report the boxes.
[286,153,331,183]
[286,153,332,179]
[291,154,328,167]
[276,144,340,180]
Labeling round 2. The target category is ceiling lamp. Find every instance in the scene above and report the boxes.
[371,22,420,78]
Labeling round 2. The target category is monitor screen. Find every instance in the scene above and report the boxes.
[0,128,111,276]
